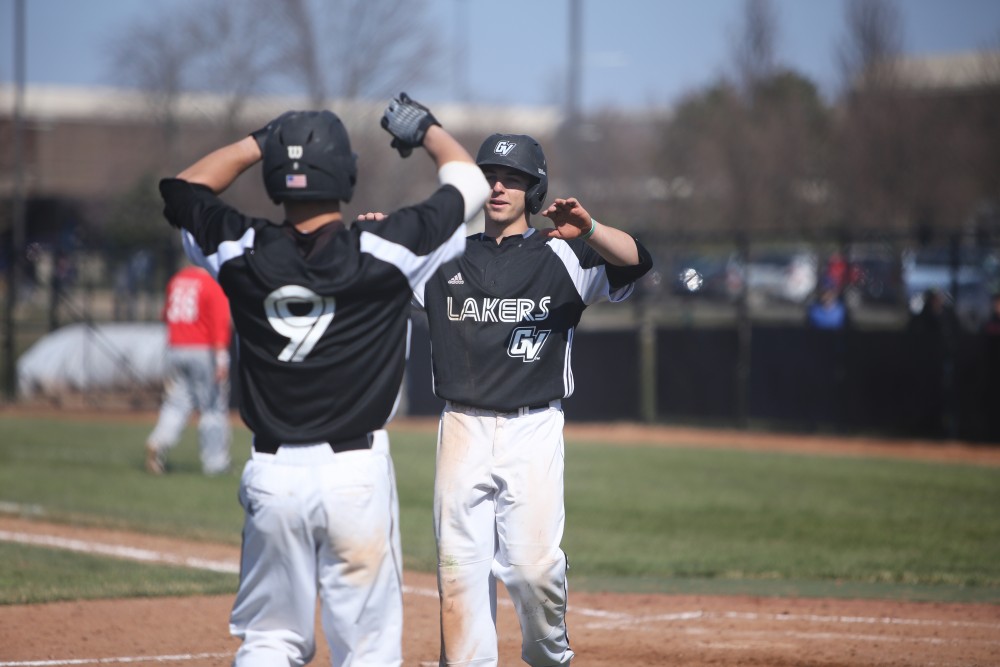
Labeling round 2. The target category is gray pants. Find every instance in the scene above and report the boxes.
[148,346,231,474]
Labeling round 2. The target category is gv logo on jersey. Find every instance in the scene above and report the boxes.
[507,327,550,362]
[493,140,516,156]
[507,327,552,363]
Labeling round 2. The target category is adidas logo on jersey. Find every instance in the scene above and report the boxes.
[448,272,465,285]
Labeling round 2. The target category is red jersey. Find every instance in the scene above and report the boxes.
[163,266,231,349]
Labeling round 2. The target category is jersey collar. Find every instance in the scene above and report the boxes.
[477,227,540,244]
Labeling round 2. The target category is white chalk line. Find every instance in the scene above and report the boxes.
[0,502,44,516]
[614,623,1000,648]
[4,528,996,634]
[3,527,1000,665]
[0,529,440,599]
[0,531,239,574]
[579,607,1000,632]
[0,653,231,666]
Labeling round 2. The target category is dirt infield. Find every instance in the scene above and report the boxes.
[2,516,999,667]
[2,414,999,666]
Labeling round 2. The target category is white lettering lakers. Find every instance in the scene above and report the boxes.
[447,296,550,322]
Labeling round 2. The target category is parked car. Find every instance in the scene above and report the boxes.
[730,248,819,304]
[844,254,902,305]
[902,245,999,329]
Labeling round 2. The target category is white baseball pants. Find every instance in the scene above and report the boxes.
[229,431,403,667]
[147,346,231,474]
[435,402,574,666]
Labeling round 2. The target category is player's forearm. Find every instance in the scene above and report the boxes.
[177,136,261,194]
[422,125,475,169]
[584,220,641,266]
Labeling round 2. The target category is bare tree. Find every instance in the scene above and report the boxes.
[181,0,278,128]
[109,14,188,131]
[269,0,441,106]
[108,0,277,153]
[721,0,834,236]
[837,0,903,93]
[656,83,745,233]
[731,0,779,98]
[105,0,445,223]
[717,0,783,237]
[831,0,910,233]
[111,0,442,120]
[271,0,329,108]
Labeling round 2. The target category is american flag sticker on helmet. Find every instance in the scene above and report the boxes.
[286,174,307,188]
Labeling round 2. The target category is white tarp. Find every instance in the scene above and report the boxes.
[17,322,167,398]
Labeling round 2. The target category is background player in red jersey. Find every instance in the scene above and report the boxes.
[416,134,653,666]
[158,95,488,667]
[145,262,232,476]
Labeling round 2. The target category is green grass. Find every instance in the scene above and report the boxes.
[1,413,999,604]
[0,541,238,604]
[0,416,249,542]
[562,444,1000,596]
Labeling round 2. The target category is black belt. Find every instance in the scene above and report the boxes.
[253,432,373,455]
[447,401,552,413]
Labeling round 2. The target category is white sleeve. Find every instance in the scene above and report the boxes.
[181,231,214,276]
[360,224,466,296]
[438,161,490,223]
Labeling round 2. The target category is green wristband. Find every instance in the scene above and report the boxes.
[580,218,598,240]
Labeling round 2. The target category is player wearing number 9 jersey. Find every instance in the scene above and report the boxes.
[159,98,488,667]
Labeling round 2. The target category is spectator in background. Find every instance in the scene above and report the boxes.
[983,292,1000,337]
[983,292,1000,441]
[908,288,960,438]
[114,249,154,320]
[807,278,849,329]
[909,288,958,337]
[824,251,848,291]
[145,262,232,475]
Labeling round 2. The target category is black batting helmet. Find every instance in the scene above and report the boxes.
[261,110,358,204]
[476,133,548,214]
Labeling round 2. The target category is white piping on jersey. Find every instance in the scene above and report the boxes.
[545,237,605,304]
[564,327,576,397]
[359,224,467,295]
[613,282,636,303]
[385,318,412,426]
[182,228,256,280]
[545,237,633,305]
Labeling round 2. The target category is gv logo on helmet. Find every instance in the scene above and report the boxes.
[494,141,516,156]
[287,145,304,159]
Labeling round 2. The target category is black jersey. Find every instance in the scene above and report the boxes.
[416,227,653,411]
[160,178,468,443]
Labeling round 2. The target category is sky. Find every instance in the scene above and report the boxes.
[1,0,999,111]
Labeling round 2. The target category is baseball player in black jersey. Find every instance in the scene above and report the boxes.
[417,134,652,665]
[159,95,488,667]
